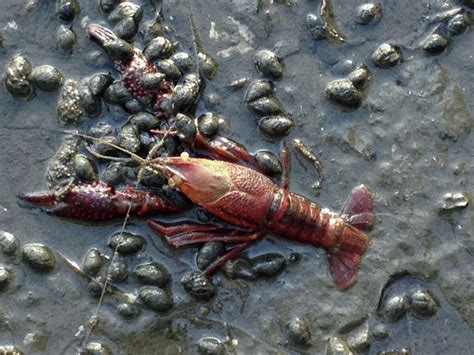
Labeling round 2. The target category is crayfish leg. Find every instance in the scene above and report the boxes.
[203,230,265,276]
[147,220,264,247]
[203,240,254,277]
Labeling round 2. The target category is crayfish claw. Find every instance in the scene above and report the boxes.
[18,191,59,207]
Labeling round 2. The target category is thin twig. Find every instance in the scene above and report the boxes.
[76,131,169,348]
[85,143,134,163]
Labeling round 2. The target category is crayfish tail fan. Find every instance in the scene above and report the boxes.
[327,218,371,288]
[341,184,374,231]
[328,184,374,289]
[328,250,361,289]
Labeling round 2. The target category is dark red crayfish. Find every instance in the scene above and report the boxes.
[20,152,373,289]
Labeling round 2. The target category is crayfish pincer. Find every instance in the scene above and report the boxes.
[20,153,374,289]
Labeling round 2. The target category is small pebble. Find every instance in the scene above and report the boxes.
[372,323,390,340]
[119,124,141,153]
[93,136,119,157]
[409,289,438,319]
[4,55,34,99]
[197,113,220,138]
[258,115,294,137]
[0,267,12,288]
[198,52,219,80]
[287,317,312,346]
[0,231,20,255]
[244,80,273,103]
[196,242,225,270]
[247,96,284,116]
[325,78,362,109]
[87,276,106,298]
[107,261,128,283]
[102,39,134,62]
[141,72,166,90]
[447,13,469,36]
[181,271,215,299]
[138,286,173,312]
[327,337,353,355]
[57,25,76,54]
[85,342,112,355]
[422,33,449,54]
[205,93,221,108]
[0,345,24,355]
[109,232,145,255]
[79,87,102,117]
[56,0,80,22]
[347,64,371,90]
[168,73,201,111]
[114,17,139,40]
[306,13,326,40]
[124,98,144,114]
[251,253,286,277]
[441,192,469,210]
[31,65,64,92]
[132,262,170,287]
[82,249,103,276]
[255,49,284,79]
[356,3,382,25]
[346,323,370,353]
[229,78,248,91]
[100,162,125,186]
[88,73,114,96]
[156,59,182,80]
[109,1,143,23]
[138,166,166,187]
[171,52,193,73]
[254,151,282,177]
[175,113,197,144]
[144,37,174,61]
[116,302,140,319]
[99,0,119,13]
[371,43,403,68]
[223,258,257,280]
[22,244,56,272]
[57,79,84,126]
[75,154,98,181]
[104,80,134,105]
[197,337,225,355]
[383,295,408,322]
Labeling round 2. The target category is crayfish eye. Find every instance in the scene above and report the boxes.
[180,152,190,160]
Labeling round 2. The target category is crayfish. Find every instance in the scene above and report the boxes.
[20,135,374,289]
[20,20,374,289]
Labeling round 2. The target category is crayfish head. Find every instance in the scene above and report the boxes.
[154,155,233,206]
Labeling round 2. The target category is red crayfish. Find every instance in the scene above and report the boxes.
[20,141,374,289]
[20,21,374,289]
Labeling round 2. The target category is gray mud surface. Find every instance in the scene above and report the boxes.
[0,0,473,353]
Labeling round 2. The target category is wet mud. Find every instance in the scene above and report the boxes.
[0,0,473,353]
